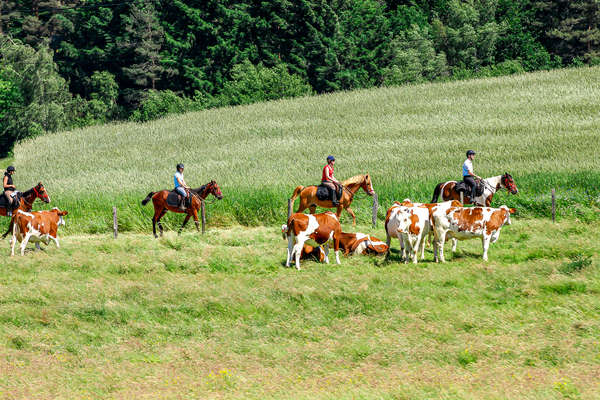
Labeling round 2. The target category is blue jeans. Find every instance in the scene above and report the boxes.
[175,186,187,197]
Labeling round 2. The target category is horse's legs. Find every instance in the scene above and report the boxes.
[179,214,191,234]
[345,206,356,226]
[157,210,167,237]
[1,220,12,239]
[192,209,200,232]
[152,207,163,238]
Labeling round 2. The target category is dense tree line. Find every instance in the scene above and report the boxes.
[1,0,599,156]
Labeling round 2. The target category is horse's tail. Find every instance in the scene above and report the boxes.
[141,192,155,206]
[289,186,304,204]
[431,183,444,203]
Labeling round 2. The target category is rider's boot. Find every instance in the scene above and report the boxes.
[178,196,186,211]
[331,189,339,207]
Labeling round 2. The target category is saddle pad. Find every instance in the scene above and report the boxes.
[167,191,182,207]
[316,185,330,201]
[0,192,21,209]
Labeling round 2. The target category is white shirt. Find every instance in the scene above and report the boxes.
[462,159,473,176]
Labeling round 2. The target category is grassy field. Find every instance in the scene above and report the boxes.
[2,66,599,233]
[0,218,599,399]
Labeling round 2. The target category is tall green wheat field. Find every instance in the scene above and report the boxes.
[7,67,600,232]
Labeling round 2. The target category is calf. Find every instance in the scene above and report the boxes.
[338,232,388,256]
[384,204,430,263]
[11,208,68,256]
[432,205,516,262]
[281,212,341,270]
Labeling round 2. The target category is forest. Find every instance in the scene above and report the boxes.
[1,0,599,157]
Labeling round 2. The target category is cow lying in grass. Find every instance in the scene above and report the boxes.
[432,205,516,262]
[385,199,462,263]
[282,212,341,270]
[11,208,68,256]
[338,232,388,256]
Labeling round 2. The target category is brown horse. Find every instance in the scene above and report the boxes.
[1,182,51,239]
[290,174,375,226]
[141,180,223,238]
[431,173,518,206]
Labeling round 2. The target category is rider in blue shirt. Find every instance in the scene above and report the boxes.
[174,163,189,210]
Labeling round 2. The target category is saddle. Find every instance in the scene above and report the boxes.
[0,191,22,211]
[166,190,191,208]
[455,180,484,197]
[316,184,343,201]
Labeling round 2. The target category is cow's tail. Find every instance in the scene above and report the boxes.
[141,192,155,206]
[289,186,304,205]
[431,183,444,203]
[282,215,295,240]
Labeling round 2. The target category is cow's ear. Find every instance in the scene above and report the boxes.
[509,208,516,214]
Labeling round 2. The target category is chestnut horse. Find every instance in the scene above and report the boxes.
[431,173,518,206]
[289,174,375,226]
[1,182,51,239]
[141,180,223,237]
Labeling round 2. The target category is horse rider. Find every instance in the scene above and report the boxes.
[463,150,481,201]
[322,155,341,206]
[3,166,17,216]
[174,163,190,211]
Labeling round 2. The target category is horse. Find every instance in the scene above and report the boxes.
[289,174,375,226]
[1,182,51,239]
[431,173,518,206]
[141,180,223,238]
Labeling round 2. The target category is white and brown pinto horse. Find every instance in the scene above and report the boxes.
[431,173,518,206]
[289,174,375,226]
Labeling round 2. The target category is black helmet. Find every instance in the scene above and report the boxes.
[466,150,476,157]
[176,163,184,170]
[6,166,15,172]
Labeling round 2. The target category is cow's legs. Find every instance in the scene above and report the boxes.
[10,233,17,257]
[20,232,33,256]
[482,235,491,261]
[285,234,294,267]
[451,237,458,252]
[323,243,330,264]
[293,238,306,270]
[52,236,60,248]
[385,232,391,259]
[411,236,422,264]
[35,242,41,250]
[434,229,447,263]
[334,236,340,264]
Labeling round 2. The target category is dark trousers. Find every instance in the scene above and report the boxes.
[321,181,339,204]
[463,175,476,199]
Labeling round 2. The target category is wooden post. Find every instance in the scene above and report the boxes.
[460,191,464,205]
[372,192,378,227]
[287,199,292,220]
[201,200,206,234]
[112,206,118,238]
[551,188,556,223]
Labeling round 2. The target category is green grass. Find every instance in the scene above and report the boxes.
[3,66,600,233]
[1,218,599,399]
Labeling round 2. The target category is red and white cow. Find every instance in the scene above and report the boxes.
[338,232,388,256]
[281,212,341,269]
[11,208,68,256]
[385,199,462,262]
[432,205,516,262]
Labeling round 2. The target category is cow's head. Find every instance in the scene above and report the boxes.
[51,208,68,226]
[499,205,516,225]
[501,173,518,195]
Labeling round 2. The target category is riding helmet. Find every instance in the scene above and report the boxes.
[327,155,335,162]
[466,150,476,157]
[176,163,184,170]
[6,166,15,172]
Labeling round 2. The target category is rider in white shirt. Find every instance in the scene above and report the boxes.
[174,163,189,210]
[462,150,481,200]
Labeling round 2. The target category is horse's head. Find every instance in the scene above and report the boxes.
[34,182,51,203]
[501,173,518,194]
[207,180,223,200]
[361,174,375,196]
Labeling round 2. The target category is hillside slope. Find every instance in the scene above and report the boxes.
[6,67,600,233]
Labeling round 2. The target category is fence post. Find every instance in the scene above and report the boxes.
[112,206,118,239]
[201,200,206,234]
[372,192,378,227]
[460,191,464,205]
[551,188,556,223]
[287,198,292,220]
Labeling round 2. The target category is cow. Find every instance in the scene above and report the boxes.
[281,212,341,270]
[385,199,462,262]
[300,244,326,262]
[10,208,68,256]
[432,205,516,262]
[384,204,430,263]
[337,232,388,256]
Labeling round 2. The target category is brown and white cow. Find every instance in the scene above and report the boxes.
[338,232,388,256]
[281,212,341,269]
[385,199,462,262]
[300,244,326,262]
[432,205,516,262]
[11,208,68,256]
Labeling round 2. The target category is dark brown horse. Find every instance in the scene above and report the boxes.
[431,173,518,206]
[289,174,375,226]
[141,180,223,237]
[1,182,51,239]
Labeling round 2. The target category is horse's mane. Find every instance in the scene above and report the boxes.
[21,187,35,197]
[191,185,206,194]
[343,174,366,186]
